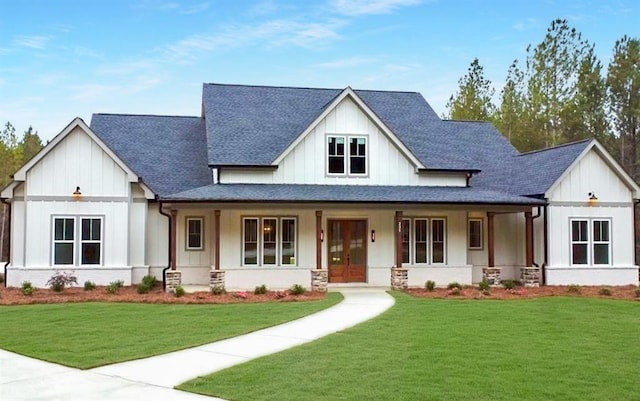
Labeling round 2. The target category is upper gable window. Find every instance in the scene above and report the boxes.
[327,135,367,176]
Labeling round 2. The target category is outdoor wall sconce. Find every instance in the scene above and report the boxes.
[72,186,82,198]
[588,192,598,204]
[371,230,376,242]
[320,229,324,242]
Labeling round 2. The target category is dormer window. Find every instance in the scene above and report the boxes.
[327,135,367,176]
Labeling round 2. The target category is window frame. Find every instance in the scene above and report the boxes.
[185,217,205,251]
[52,215,104,267]
[80,217,103,266]
[400,217,447,265]
[242,216,298,267]
[52,216,76,266]
[569,218,612,266]
[326,134,368,177]
[468,218,484,250]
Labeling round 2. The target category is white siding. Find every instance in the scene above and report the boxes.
[146,204,169,269]
[219,97,467,187]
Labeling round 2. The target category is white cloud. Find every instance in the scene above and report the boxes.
[313,56,376,69]
[512,18,539,32]
[13,35,52,50]
[331,0,423,16]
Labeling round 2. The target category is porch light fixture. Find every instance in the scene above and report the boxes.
[72,186,82,198]
[371,230,376,242]
[588,192,598,204]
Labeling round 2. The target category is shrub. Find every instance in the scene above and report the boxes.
[21,281,35,296]
[137,282,152,294]
[425,280,436,291]
[598,287,612,296]
[83,280,96,291]
[254,284,268,295]
[481,289,491,296]
[141,275,157,288]
[0,272,4,284]
[447,282,463,290]
[106,280,124,295]
[478,279,490,291]
[46,271,78,292]
[635,287,640,298]
[448,287,462,296]
[290,283,306,295]
[174,285,185,297]
[211,284,226,295]
[501,280,522,290]
[567,284,581,294]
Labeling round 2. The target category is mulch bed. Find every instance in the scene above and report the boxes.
[406,285,640,301]
[0,285,325,305]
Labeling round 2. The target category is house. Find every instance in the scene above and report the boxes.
[1,84,639,290]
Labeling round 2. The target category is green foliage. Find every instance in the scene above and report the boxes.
[598,287,613,296]
[445,58,496,121]
[425,280,436,291]
[137,275,157,294]
[106,280,124,294]
[174,285,186,297]
[567,284,581,293]
[290,284,306,295]
[0,122,44,188]
[635,287,640,298]
[137,282,152,294]
[254,284,268,295]
[210,284,226,295]
[478,279,490,291]
[46,271,78,292]
[501,280,522,290]
[446,282,463,290]
[83,281,96,291]
[21,281,35,296]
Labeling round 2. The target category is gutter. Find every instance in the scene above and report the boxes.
[542,202,549,285]
[1,198,10,288]
[635,200,640,268]
[531,206,542,269]
[157,198,172,290]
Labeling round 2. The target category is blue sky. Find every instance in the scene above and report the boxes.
[1,0,639,140]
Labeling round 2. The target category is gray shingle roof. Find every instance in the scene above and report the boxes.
[90,114,212,196]
[164,183,545,205]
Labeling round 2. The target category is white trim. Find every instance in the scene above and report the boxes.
[272,87,425,169]
[569,217,612,267]
[185,216,205,251]
[468,218,483,250]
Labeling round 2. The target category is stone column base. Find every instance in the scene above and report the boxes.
[311,269,328,292]
[209,269,226,291]
[520,267,541,287]
[482,267,502,286]
[165,270,182,293]
[391,268,408,290]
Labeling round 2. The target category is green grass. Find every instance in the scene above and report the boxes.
[179,293,640,401]
[0,293,342,369]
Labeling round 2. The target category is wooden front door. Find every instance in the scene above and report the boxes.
[328,219,367,283]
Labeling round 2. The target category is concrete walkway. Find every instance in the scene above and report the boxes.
[1,289,394,401]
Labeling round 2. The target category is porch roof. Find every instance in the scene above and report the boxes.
[161,183,545,205]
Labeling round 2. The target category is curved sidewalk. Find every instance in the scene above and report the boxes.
[1,289,394,401]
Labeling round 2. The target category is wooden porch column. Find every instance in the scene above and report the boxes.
[525,211,533,267]
[316,210,322,269]
[170,209,177,270]
[214,210,221,270]
[487,212,495,268]
[395,211,403,268]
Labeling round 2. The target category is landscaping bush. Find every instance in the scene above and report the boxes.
[447,282,463,290]
[290,284,306,295]
[106,280,124,295]
[46,271,78,292]
[478,279,490,291]
[0,272,4,283]
[254,284,268,295]
[425,280,436,291]
[501,280,522,290]
[21,281,35,296]
[599,287,612,296]
[137,282,152,294]
[83,281,96,291]
[174,285,186,297]
[210,284,226,295]
[635,287,640,298]
[141,275,157,288]
[567,284,581,294]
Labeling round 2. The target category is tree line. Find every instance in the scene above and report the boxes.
[446,19,640,181]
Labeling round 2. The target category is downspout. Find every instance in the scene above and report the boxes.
[542,202,549,285]
[634,200,640,268]
[531,206,542,268]
[1,198,11,288]
[157,198,171,290]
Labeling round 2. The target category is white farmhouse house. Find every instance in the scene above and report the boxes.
[2,84,639,290]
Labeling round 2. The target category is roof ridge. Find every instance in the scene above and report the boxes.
[517,138,593,157]
[203,82,422,95]
[442,119,493,124]
[92,113,200,119]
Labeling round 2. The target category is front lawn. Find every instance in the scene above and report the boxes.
[0,293,341,369]
[179,293,639,401]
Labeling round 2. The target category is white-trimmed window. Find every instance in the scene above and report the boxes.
[468,218,483,250]
[243,217,297,266]
[570,218,611,266]
[327,135,367,176]
[186,217,204,250]
[53,216,103,266]
[401,218,447,265]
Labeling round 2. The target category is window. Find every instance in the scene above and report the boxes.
[243,217,297,266]
[327,135,367,176]
[53,216,103,266]
[400,218,446,265]
[468,219,483,250]
[186,217,204,250]
[570,218,611,266]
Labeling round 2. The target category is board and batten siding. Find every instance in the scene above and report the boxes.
[219,96,467,186]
